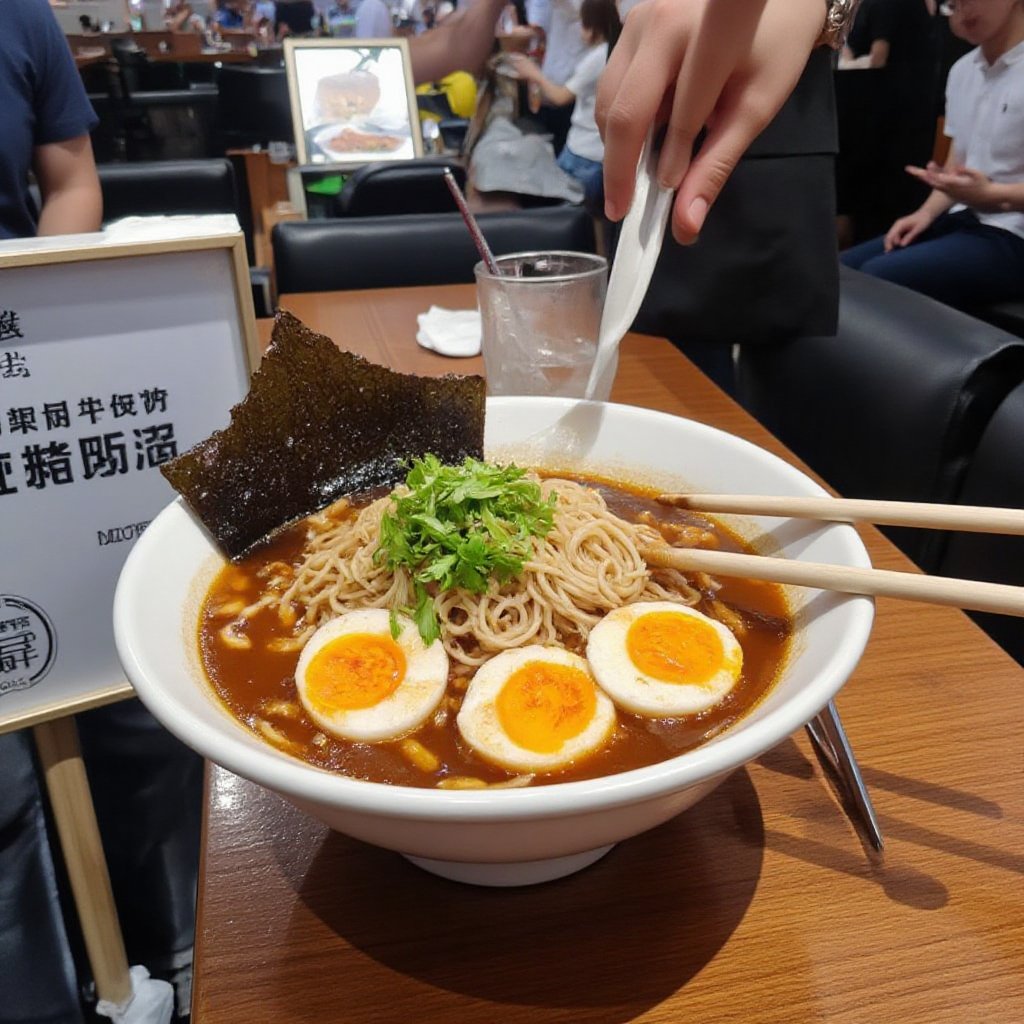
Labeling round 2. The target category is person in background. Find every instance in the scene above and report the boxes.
[212,0,247,28]
[525,0,584,154]
[250,0,277,35]
[166,0,206,30]
[510,0,621,206]
[840,0,940,231]
[355,0,394,36]
[841,0,1024,311]
[842,0,937,67]
[1,0,101,240]
[407,0,530,81]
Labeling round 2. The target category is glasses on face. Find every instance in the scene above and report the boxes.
[941,0,981,12]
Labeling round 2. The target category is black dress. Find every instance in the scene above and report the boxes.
[629,47,840,357]
[841,0,940,233]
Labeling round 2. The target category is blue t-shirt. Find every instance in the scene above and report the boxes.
[214,9,246,28]
[0,0,99,239]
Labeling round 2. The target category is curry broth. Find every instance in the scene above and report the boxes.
[198,477,792,788]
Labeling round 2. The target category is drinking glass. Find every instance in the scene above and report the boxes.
[474,252,611,399]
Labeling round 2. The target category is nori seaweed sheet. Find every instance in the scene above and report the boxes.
[161,310,485,559]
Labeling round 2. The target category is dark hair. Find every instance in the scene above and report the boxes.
[580,0,622,48]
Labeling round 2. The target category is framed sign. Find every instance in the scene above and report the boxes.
[0,219,257,734]
[284,37,424,167]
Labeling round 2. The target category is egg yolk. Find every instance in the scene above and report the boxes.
[495,661,597,753]
[304,633,406,712]
[626,611,723,687]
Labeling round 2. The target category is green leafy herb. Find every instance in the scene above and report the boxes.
[376,455,557,644]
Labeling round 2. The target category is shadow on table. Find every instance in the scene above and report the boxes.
[287,769,765,1021]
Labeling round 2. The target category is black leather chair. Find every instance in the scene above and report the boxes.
[335,160,467,217]
[96,159,267,312]
[972,299,1024,342]
[273,206,597,295]
[27,158,246,243]
[737,267,1024,570]
[214,65,294,151]
[98,158,240,223]
[110,35,188,93]
[935,382,1024,664]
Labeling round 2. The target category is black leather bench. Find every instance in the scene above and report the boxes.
[737,267,1024,572]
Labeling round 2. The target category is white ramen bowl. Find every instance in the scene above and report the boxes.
[114,399,874,886]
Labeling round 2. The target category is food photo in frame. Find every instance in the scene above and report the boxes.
[284,37,423,167]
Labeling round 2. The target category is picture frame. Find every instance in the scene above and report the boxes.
[0,219,257,733]
[284,37,424,168]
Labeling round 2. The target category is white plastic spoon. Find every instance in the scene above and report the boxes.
[584,133,675,399]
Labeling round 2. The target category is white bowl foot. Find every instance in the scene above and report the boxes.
[404,844,615,886]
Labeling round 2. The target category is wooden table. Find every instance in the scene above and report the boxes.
[147,48,257,64]
[74,52,109,71]
[195,285,1024,1024]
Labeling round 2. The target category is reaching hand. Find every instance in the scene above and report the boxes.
[594,0,826,243]
[883,209,934,252]
[506,53,541,82]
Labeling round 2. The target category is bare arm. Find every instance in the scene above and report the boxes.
[883,147,958,250]
[507,53,574,106]
[977,181,1024,211]
[408,0,507,84]
[34,135,102,237]
[866,38,889,67]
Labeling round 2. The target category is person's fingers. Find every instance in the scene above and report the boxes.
[656,61,731,192]
[668,90,770,243]
[656,0,762,190]
[899,225,923,247]
[598,46,676,221]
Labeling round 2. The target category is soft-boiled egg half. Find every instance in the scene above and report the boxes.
[586,601,743,717]
[294,609,448,743]
[456,646,617,774]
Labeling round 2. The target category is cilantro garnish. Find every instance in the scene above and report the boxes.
[375,455,557,644]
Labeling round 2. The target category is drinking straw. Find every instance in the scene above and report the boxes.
[443,169,500,275]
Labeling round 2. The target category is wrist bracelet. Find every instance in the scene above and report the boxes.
[818,0,860,49]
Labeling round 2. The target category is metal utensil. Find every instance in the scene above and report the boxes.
[806,701,884,854]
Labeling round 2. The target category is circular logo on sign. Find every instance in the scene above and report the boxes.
[0,595,57,697]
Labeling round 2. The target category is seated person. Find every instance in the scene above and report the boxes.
[165,0,206,31]
[509,0,620,206]
[841,0,1024,312]
[212,0,247,29]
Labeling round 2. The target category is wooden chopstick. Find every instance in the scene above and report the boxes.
[657,494,1024,535]
[640,545,1024,617]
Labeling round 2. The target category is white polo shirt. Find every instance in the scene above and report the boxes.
[565,42,608,161]
[944,39,1024,239]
